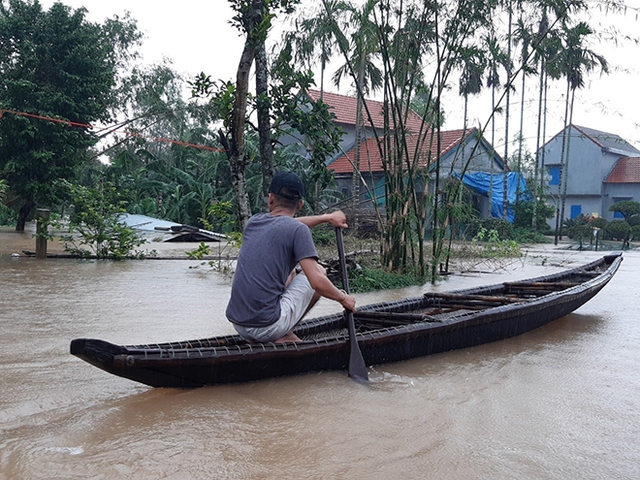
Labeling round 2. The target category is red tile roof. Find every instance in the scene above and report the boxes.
[329,128,475,174]
[604,157,640,183]
[305,89,425,133]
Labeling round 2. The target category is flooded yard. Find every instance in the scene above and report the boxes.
[1,226,638,479]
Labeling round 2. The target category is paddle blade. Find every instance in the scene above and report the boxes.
[336,227,369,382]
[348,331,369,382]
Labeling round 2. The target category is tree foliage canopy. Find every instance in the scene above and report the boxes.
[0,0,140,230]
[609,200,640,222]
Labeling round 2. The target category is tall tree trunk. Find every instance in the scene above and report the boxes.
[229,13,260,228]
[517,46,527,206]
[489,67,496,212]
[502,1,513,220]
[351,58,366,230]
[540,69,549,194]
[554,78,571,245]
[255,40,274,205]
[15,199,35,232]
[558,87,576,240]
[532,54,545,232]
[226,0,268,228]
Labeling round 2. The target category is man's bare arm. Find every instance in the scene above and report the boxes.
[299,258,356,312]
[296,210,348,229]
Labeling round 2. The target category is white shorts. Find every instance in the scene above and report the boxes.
[233,274,316,342]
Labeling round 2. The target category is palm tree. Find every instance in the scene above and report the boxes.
[530,8,551,232]
[287,0,347,100]
[484,32,508,213]
[551,21,608,243]
[459,46,487,135]
[502,0,515,220]
[330,0,382,227]
[513,12,537,202]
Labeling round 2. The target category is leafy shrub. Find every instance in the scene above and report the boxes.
[0,203,17,226]
[54,182,150,259]
[349,267,426,293]
[609,200,640,222]
[472,227,521,258]
[604,220,631,241]
[311,224,336,246]
[465,218,514,240]
[513,197,555,233]
[185,235,241,274]
[564,214,592,241]
[629,216,640,227]
[206,201,235,232]
[512,227,550,243]
[588,217,608,230]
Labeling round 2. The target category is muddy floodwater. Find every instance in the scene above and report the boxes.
[1,227,639,479]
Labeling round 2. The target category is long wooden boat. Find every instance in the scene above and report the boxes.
[70,253,622,388]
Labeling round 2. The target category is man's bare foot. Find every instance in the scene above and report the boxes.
[274,332,302,343]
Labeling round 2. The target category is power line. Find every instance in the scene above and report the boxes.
[0,108,92,129]
[0,107,228,153]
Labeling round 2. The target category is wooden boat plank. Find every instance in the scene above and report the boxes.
[503,281,581,288]
[424,292,528,304]
[354,311,441,324]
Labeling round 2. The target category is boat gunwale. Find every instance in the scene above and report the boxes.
[108,253,622,360]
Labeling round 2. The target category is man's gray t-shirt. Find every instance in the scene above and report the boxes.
[225,213,318,328]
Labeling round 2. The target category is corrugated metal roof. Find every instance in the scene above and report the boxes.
[120,214,180,231]
[573,125,640,156]
[120,214,226,242]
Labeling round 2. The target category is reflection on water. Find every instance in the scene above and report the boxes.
[1,244,639,479]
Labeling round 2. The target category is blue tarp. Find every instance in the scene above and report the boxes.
[365,172,530,223]
[457,172,529,222]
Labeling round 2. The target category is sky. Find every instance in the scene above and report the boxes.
[38,0,640,153]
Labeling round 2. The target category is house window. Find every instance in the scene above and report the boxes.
[570,205,582,219]
[548,166,561,186]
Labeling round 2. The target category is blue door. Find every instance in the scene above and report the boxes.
[570,205,582,219]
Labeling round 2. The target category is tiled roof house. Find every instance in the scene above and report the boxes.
[302,89,506,217]
[539,124,640,222]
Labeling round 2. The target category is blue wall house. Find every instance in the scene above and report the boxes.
[538,124,640,224]
[603,156,640,216]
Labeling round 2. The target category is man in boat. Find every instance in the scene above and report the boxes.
[226,171,356,343]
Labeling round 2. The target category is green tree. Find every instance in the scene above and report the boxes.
[0,0,140,231]
[56,181,148,259]
[501,0,514,221]
[604,220,630,243]
[551,20,608,243]
[609,200,640,223]
[192,1,344,226]
[285,0,346,99]
[330,0,382,225]
[458,45,487,134]
[104,61,233,228]
[191,0,302,227]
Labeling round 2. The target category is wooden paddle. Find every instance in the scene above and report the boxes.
[335,227,369,382]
